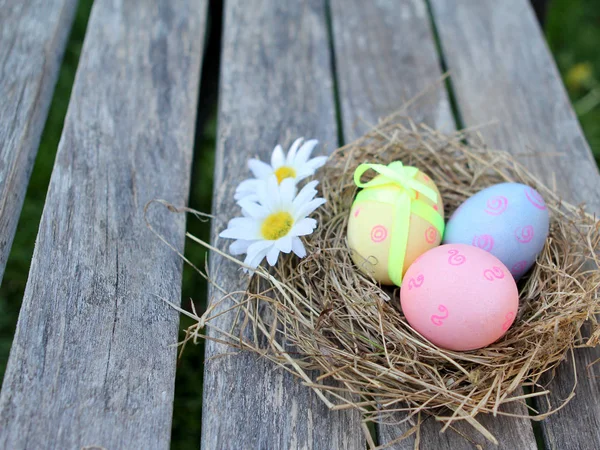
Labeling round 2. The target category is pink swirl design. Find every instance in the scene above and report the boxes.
[425,226,437,244]
[511,260,528,275]
[433,204,439,211]
[472,234,495,252]
[354,207,361,218]
[431,305,449,326]
[483,266,505,281]
[525,187,547,210]
[407,274,425,290]
[447,249,466,266]
[371,225,388,243]
[485,196,508,216]
[502,312,516,331]
[515,225,534,243]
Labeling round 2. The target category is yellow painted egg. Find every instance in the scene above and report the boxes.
[347,163,445,286]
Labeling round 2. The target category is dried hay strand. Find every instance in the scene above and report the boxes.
[171,116,600,443]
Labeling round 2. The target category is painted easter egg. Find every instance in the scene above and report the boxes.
[401,244,519,351]
[443,183,549,279]
[347,162,444,286]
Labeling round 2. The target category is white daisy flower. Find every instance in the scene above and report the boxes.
[220,177,326,269]
[234,137,327,201]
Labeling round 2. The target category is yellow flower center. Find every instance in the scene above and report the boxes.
[274,166,296,184]
[261,211,294,240]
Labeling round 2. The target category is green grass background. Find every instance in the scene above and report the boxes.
[546,0,600,164]
[0,0,598,448]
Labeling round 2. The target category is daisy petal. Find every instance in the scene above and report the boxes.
[236,178,260,192]
[294,169,315,180]
[286,138,304,164]
[244,249,268,271]
[291,218,317,236]
[219,225,260,240]
[292,237,307,258]
[230,239,253,256]
[238,199,269,219]
[279,178,297,205]
[267,176,281,210]
[303,179,320,191]
[235,178,262,201]
[227,217,255,229]
[293,159,327,182]
[245,240,273,268]
[271,145,285,168]
[292,180,319,209]
[275,235,293,253]
[239,192,259,202]
[256,178,274,210]
[248,159,273,179]
[294,198,326,221]
[266,246,280,266]
[295,139,319,164]
[305,155,327,171]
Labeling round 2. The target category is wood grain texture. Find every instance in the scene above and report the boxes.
[429,0,600,449]
[0,1,206,448]
[331,1,537,448]
[201,1,363,448]
[0,0,78,284]
[331,0,453,140]
[379,408,536,450]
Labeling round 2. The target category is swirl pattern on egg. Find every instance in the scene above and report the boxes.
[401,244,519,351]
[444,183,549,280]
[348,169,444,286]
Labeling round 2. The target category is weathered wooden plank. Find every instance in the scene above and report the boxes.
[0,0,207,448]
[0,0,78,285]
[330,1,537,448]
[429,0,600,449]
[331,0,453,140]
[201,1,364,448]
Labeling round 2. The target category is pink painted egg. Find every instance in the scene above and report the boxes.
[400,244,519,351]
[347,170,444,286]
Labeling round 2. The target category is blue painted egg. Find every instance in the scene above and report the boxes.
[443,183,550,279]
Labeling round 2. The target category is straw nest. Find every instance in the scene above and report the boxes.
[178,117,600,443]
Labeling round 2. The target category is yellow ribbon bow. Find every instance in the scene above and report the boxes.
[353,161,445,286]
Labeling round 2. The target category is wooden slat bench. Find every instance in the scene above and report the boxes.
[0,0,207,448]
[0,0,78,283]
[1,0,598,448]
